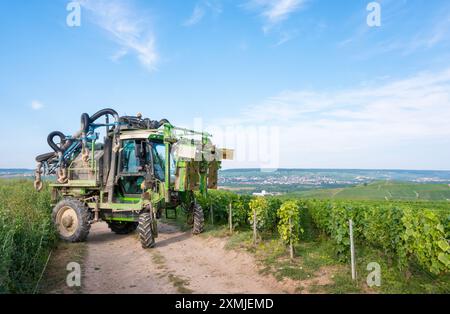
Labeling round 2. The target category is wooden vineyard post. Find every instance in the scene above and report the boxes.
[349,219,356,280]
[228,202,232,234]
[210,204,214,225]
[253,207,257,246]
[289,217,294,260]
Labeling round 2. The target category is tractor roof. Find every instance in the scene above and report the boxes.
[120,129,163,140]
[119,125,213,144]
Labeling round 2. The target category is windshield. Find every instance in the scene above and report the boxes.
[151,142,176,181]
[118,139,151,196]
[119,139,150,174]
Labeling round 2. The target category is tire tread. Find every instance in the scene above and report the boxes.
[52,198,91,242]
[138,213,155,248]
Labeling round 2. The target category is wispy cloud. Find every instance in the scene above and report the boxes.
[183,1,223,27]
[274,30,297,46]
[242,0,306,46]
[339,3,450,58]
[31,100,44,110]
[226,68,450,128]
[367,14,450,57]
[184,5,206,26]
[79,0,158,71]
[209,68,450,169]
[263,0,304,23]
[404,13,450,53]
[245,0,305,29]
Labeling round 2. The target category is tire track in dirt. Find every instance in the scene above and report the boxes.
[82,223,176,294]
[81,222,291,294]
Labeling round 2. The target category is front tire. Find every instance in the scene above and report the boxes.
[52,198,91,242]
[192,203,204,235]
[107,221,138,234]
[138,213,155,248]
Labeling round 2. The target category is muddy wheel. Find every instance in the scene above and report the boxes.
[192,203,204,235]
[186,212,194,226]
[52,198,91,242]
[138,213,155,248]
[107,221,138,235]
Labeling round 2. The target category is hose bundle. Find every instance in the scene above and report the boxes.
[34,108,119,190]
[33,108,170,191]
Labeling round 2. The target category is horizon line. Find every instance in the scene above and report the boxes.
[220,167,450,172]
[2,167,450,172]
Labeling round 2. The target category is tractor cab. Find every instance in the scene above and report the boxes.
[117,138,148,196]
[115,129,178,203]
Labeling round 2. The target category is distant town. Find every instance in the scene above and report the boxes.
[0,169,34,178]
[218,168,450,194]
[219,173,450,187]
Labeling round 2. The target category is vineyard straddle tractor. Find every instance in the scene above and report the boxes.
[34,108,233,248]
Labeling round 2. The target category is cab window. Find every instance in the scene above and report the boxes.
[151,142,176,181]
[152,143,165,180]
[120,139,150,174]
[120,140,139,173]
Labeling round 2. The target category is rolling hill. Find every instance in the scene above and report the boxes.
[284,181,450,201]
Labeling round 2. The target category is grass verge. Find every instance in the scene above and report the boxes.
[0,179,57,294]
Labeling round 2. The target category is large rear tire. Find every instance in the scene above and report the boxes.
[107,221,138,235]
[192,203,204,235]
[138,213,155,248]
[52,198,91,242]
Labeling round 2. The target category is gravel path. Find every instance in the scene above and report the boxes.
[81,222,290,294]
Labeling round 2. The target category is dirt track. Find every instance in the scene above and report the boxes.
[80,222,292,294]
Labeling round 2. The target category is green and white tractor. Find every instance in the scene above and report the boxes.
[34,109,233,248]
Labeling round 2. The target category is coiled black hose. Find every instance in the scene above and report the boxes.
[120,116,170,129]
[39,109,163,162]
[80,113,90,134]
[47,109,119,154]
[89,108,119,124]
[47,131,67,153]
[158,119,170,127]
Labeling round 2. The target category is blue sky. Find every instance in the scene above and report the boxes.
[1,0,450,170]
